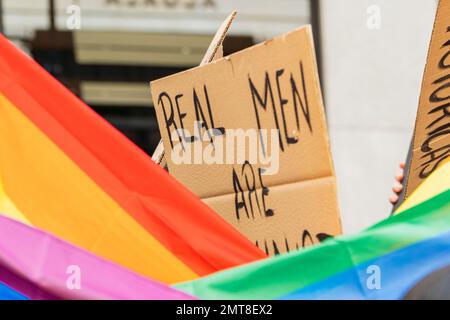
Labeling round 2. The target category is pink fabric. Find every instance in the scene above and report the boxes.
[0,215,194,300]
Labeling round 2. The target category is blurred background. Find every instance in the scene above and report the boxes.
[0,0,438,234]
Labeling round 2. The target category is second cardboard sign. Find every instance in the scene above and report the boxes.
[404,0,450,199]
[151,26,342,255]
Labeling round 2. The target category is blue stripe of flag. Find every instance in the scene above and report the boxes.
[281,230,450,300]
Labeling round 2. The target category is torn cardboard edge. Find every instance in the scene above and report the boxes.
[151,11,237,168]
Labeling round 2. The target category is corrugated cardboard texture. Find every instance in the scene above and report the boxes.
[151,26,342,254]
[203,176,340,255]
[405,0,450,198]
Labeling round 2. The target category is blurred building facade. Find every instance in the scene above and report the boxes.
[0,0,438,233]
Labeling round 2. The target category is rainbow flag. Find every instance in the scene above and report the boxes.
[395,160,450,214]
[175,172,450,299]
[0,34,265,285]
[0,282,27,300]
[0,215,193,300]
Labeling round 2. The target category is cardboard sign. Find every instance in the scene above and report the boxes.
[151,26,342,255]
[404,0,450,199]
[152,11,237,169]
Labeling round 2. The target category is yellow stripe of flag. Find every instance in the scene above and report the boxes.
[0,93,197,283]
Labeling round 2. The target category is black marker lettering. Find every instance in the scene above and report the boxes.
[249,72,284,153]
[158,92,181,149]
[232,167,249,220]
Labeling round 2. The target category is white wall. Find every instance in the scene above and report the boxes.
[320,0,437,233]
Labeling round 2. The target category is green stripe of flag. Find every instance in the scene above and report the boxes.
[175,189,450,299]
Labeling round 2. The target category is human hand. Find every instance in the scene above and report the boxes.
[389,162,405,205]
